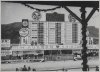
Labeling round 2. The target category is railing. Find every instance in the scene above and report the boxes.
[38,66,98,71]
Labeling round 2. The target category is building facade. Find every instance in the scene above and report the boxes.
[1,12,99,61]
[19,12,82,47]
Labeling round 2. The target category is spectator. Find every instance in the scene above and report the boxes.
[96,66,99,71]
[20,67,23,71]
[87,65,89,71]
[32,68,36,71]
[28,66,31,71]
[22,65,27,71]
[16,68,19,71]
[81,63,89,71]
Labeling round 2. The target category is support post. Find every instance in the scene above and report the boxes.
[43,50,44,60]
[64,6,82,24]
[86,7,97,22]
[80,6,88,71]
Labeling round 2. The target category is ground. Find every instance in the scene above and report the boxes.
[1,59,99,72]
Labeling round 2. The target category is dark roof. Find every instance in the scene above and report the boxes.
[2,1,99,8]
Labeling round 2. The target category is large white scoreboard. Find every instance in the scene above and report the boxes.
[19,19,82,50]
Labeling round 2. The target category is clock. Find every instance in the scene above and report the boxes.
[22,19,29,27]
[68,14,76,22]
[32,11,41,21]
[19,28,29,37]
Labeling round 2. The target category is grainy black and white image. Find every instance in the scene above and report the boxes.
[1,1,99,72]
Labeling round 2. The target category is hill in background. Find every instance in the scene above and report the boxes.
[1,22,99,44]
[1,22,22,44]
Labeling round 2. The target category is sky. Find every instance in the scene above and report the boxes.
[1,2,100,28]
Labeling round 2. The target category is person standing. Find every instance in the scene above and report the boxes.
[28,66,31,71]
[16,68,19,71]
[87,65,89,71]
[96,66,99,71]
[81,63,89,71]
[32,68,36,71]
[22,65,27,71]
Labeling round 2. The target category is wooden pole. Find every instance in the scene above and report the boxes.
[63,5,98,71]
[80,6,88,71]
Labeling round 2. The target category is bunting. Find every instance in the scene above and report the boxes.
[21,3,61,12]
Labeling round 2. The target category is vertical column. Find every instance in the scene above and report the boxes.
[44,22,47,45]
[21,37,26,45]
[78,23,82,44]
[38,22,44,45]
[72,23,78,43]
[80,6,88,71]
[48,22,56,44]
[46,22,49,45]
[61,22,65,45]
[30,22,38,46]
[55,22,61,44]
[65,22,72,44]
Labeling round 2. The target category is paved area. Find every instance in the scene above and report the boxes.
[1,59,99,71]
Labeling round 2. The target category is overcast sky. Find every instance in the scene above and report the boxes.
[1,2,100,28]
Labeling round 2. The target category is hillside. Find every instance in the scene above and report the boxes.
[87,26,99,38]
[1,22,99,44]
[1,22,22,44]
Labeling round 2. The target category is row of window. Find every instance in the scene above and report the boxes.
[72,24,78,43]
[22,23,79,44]
[1,40,10,43]
[38,23,44,45]
[44,50,72,55]
[55,23,61,44]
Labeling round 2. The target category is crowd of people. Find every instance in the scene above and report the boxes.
[16,65,99,71]
[87,51,98,57]
[16,65,36,71]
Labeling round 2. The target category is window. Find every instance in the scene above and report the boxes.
[32,37,37,38]
[51,50,61,55]
[38,22,44,45]
[55,23,61,44]
[23,39,25,43]
[5,40,7,42]
[32,30,37,31]
[48,22,56,44]
[61,50,72,54]
[44,50,51,55]
[72,24,78,43]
